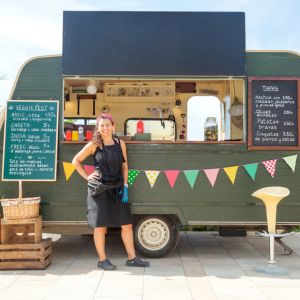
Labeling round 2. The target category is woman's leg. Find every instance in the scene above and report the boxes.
[121,224,136,260]
[94,227,107,261]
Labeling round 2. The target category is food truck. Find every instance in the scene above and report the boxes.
[1,11,300,257]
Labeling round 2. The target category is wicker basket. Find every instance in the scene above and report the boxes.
[0,197,40,220]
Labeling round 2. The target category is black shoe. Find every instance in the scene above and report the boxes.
[126,257,150,267]
[98,259,116,270]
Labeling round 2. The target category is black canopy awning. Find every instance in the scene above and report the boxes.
[62,11,245,76]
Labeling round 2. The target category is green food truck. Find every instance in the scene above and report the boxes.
[1,11,300,257]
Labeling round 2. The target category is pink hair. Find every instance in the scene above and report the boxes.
[96,113,114,126]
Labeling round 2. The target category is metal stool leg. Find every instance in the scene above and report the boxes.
[275,236,293,255]
[269,235,275,264]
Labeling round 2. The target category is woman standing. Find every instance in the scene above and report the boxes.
[72,113,149,270]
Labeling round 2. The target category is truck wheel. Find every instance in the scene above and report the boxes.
[134,215,179,258]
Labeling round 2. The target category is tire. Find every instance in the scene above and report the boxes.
[133,215,179,258]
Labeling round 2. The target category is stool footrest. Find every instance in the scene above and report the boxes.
[256,231,294,256]
[256,231,292,238]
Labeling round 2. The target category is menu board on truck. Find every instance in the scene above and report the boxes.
[2,100,59,181]
[248,77,300,150]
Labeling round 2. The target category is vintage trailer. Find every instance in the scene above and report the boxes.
[1,11,300,257]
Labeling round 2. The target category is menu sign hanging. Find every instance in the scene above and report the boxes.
[2,100,59,181]
[248,78,299,149]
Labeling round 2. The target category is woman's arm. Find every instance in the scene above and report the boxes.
[120,139,128,185]
[72,142,98,181]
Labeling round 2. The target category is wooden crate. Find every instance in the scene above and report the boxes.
[1,216,42,244]
[0,238,52,270]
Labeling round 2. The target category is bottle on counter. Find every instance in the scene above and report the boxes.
[78,126,85,141]
[65,130,72,141]
[72,130,79,141]
[136,120,144,134]
[86,130,93,141]
[204,117,218,141]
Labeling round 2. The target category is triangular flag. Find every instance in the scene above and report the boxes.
[184,170,199,189]
[145,170,160,188]
[203,168,220,187]
[63,162,76,181]
[283,155,298,173]
[128,170,140,185]
[84,165,95,175]
[224,166,239,184]
[262,159,277,177]
[243,163,258,181]
[164,170,180,188]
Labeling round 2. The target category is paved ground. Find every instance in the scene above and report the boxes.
[1,231,300,300]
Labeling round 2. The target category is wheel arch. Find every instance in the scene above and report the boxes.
[133,213,183,227]
[131,205,187,226]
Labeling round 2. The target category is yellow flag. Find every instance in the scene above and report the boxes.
[63,162,76,181]
[145,170,160,188]
[224,166,239,184]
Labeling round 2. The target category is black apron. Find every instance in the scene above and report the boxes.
[87,137,132,228]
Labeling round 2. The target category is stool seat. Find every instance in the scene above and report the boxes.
[252,186,290,199]
[252,186,290,234]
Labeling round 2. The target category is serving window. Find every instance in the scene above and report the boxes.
[62,78,245,143]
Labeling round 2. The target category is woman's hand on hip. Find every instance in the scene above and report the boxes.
[87,171,100,181]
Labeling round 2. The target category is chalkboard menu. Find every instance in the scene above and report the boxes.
[249,78,299,149]
[2,100,59,181]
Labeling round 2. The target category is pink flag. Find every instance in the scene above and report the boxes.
[262,159,277,177]
[84,165,95,175]
[164,170,180,188]
[203,168,220,187]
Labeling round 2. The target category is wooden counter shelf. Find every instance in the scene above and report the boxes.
[61,140,246,145]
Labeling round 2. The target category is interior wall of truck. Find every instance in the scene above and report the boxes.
[63,78,245,142]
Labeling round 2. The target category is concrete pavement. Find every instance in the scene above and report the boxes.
[1,231,300,300]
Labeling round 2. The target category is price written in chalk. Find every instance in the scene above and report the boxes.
[251,80,298,147]
[3,100,59,181]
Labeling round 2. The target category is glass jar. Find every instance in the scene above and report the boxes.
[78,126,85,141]
[204,117,218,141]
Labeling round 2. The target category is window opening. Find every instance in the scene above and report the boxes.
[187,96,222,141]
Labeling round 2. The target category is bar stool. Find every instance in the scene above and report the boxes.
[252,186,292,264]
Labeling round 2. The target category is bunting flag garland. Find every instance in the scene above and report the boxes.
[224,166,239,184]
[283,154,298,172]
[184,170,199,189]
[262,159,277,177]
[63,162,76,181]
[243,163,258,181]
[204,168,220,187]
[84,165,95,175]
[145,170,160,188]
[128,170,140,185]
[164,170,180,188]
[61,154,297,188]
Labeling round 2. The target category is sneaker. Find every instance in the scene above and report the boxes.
[126,257,150,267]
[97,259,116,270]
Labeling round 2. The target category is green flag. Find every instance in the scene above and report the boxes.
[243,163,258,181]
[184,170,199,189]
[283,155,298,173]
[128,170,140,186]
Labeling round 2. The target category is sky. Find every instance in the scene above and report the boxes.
[0,0,299,107]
